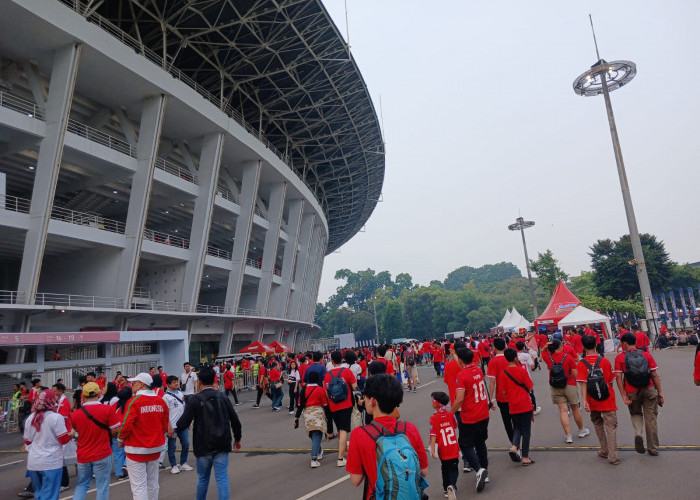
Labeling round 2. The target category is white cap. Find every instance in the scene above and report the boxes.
[127,373,153,386]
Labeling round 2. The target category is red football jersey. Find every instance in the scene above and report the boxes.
[486,355,509,402]
[455,364,489,423]
[576,355,617,412]
[429,408,459,460]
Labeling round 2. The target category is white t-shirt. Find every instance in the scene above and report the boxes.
[517,352,535,379]
[287,369,300,384]
[24,411,69,471]
[163,390,186,427]
[180,370,198,395]
[349,363,362,380]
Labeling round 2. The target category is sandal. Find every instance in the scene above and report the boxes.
[521,459,535,466]
[508,449,521,462]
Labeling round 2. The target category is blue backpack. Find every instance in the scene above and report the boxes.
[362,421,428,500]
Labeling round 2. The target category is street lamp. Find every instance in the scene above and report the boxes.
[371,297,380,345]
[572,16,657,343]
[508,217,538,319]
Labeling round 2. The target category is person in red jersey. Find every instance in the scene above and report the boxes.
[632,325,651,352]
[429,391,459,500]
[432,342,445,377]
[70,382,121,500]
[324,350,358,467]
[487,337,514,444]
[451,347,490,493]
[477,338,491,372]
[577,335,619,464]
[694,343,700,386]
[223,362,240,405]
[294,370,329,467]
[95,372,107,391]
[117,373,169,500]
[502,348,534,466]
[614,333,664,456]
[374,344,395,375]
[346,374,428,500]
[469,340,481,368]
[443,341,465,408]
[542,339,589,443]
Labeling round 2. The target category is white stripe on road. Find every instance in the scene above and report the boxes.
[416,380,437,389]
[0,460,22,467]
[295,474,351,500]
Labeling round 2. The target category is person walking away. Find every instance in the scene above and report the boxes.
[429,391,459,500]
[478,338,491,373]
[180,362,199,404]
[614,333,664,455]
[431,342,445,377]
[223,363,241,406]
[577,335,619,464]
[163,376,193,474]
[324,350,358,467]
[23,389,73,500]
[252,358,272,408]
[268,361,284,410]
[112,386,132,480]
[374,345,395,375]
[516,341,541,415]
[294,371,329,468]
[346,374,428,500]
[287,360,300,415]
[176,365,242,500]
[70,382,121,500]
[542,340,589,443]
[52,383,74,492]
[451,348,490,493]
[486,337,514,443]
[442,341,471,473]
[502,348,534,466]
[403,344,419,392]
[117,373,169,500]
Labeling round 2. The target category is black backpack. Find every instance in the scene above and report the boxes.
[624,350,651,389]
[581,357,610,401]
[548,353,569,388]
[405,350,416,367]
[327,368,349,403]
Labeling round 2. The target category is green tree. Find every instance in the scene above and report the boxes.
[443,262,522,290]
[350,310,377,341]
[668,263,700,289]
[589,234,673,300]
[381,301,406,338]
[466,306,499,332]
[568,271,597,297]
[529,249,568,295]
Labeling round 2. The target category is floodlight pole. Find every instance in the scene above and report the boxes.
[372,297,380,345]
[508,217,538,319]
[572,35,657,344]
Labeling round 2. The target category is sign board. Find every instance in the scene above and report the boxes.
[0,331,121,345]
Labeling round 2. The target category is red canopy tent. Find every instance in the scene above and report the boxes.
[534,280,580,330]
[238,341,275,355]
[269,341,292,353]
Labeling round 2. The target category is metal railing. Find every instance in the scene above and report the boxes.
[56,0,310,188]
[34,292,124,309]
[245,257,262,269]
[216,184,239,205]
[50,205,125,234]
[155,157,198,184]
[207,245,232,260]
[143,228,189,249]
[0,290,25,304]
[196,304,231,315]
[254,205,268,220]
[1,194,30,214]
[0,90,45,120]
[131,300,189,312]
[132,288,151,299]
[67,118,135,157]
[237,308,263,317]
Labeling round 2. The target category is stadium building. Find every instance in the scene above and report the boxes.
[0,0,384,385]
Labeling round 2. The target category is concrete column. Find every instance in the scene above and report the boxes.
[114,95,167,306]
[271,200,303,316]
[305,235,326,322]
[17,43,82,303]
[219,321,235,354]
[224,160,262,312]
[255,182,287,314]
[288,214,314,319]
[300,225,323,321]
[181,133,225,310]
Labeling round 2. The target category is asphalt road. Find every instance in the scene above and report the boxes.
[1,346,699,500]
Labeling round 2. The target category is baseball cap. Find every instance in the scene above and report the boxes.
[127,373,153,386]
[82,382,101,397]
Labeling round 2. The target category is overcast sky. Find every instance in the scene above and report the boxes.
[317,0,700,303]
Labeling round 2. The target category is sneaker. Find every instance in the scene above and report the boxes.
[252,404,260,408]
[444,492,448,498]
[413,388,417,393]
[634,435,645,454]
[447,485,457,500]
[485,476,489,483]
[337,457,347,467]
[578,428,590,438]
[17,492,34,498]
[171,465,180,474]
[310,460,321,468]
[289,410,295,415]
[234,402,242,406]
[463,464,472,473]
[59,486,69,492]
[318,448,324,460]
[116,475,129,481]
[159,463,166,470]
[533,406,542,415]
[273,407,281,411]
[475,468,487,492]
[565,435,573,443]
[179,463,193,471]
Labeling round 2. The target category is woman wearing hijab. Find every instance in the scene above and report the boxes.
[112,386,132,479]
[23,389,73,500]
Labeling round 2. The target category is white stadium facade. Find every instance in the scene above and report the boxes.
[0,0,384,385]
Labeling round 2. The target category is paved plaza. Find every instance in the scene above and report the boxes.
[1,346,698,499]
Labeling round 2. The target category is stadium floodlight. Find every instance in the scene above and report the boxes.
[508,217,538,319]
[572,16,657,342]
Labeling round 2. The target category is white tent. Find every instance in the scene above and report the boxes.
[502,308,524,330]
[509,316,532,332]
[557,305,612,341]
[497,309,513,328]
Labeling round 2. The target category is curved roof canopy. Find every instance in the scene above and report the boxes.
[95,0,385,253]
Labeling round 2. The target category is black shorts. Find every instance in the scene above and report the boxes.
[331,407,353,432]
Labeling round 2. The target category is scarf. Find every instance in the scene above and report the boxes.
[31,389,58,432]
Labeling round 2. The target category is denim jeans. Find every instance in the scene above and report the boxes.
[74,455,112,500]
[168,428,190,466]
[29,468,62,500]
[196,452,230,500]
[310,430,323,460]
[271,384,284,408]
[112,439,126,476]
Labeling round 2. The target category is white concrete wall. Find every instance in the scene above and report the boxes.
[39,246,121,296]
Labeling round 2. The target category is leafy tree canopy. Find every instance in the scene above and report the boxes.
[442,262,522,290]
[530,249,569,295]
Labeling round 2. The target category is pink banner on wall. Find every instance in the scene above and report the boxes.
[0,331,121,345]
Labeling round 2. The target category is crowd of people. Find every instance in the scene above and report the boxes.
[8,323,698,500]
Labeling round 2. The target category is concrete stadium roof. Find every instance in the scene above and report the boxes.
[93,0,385,253]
